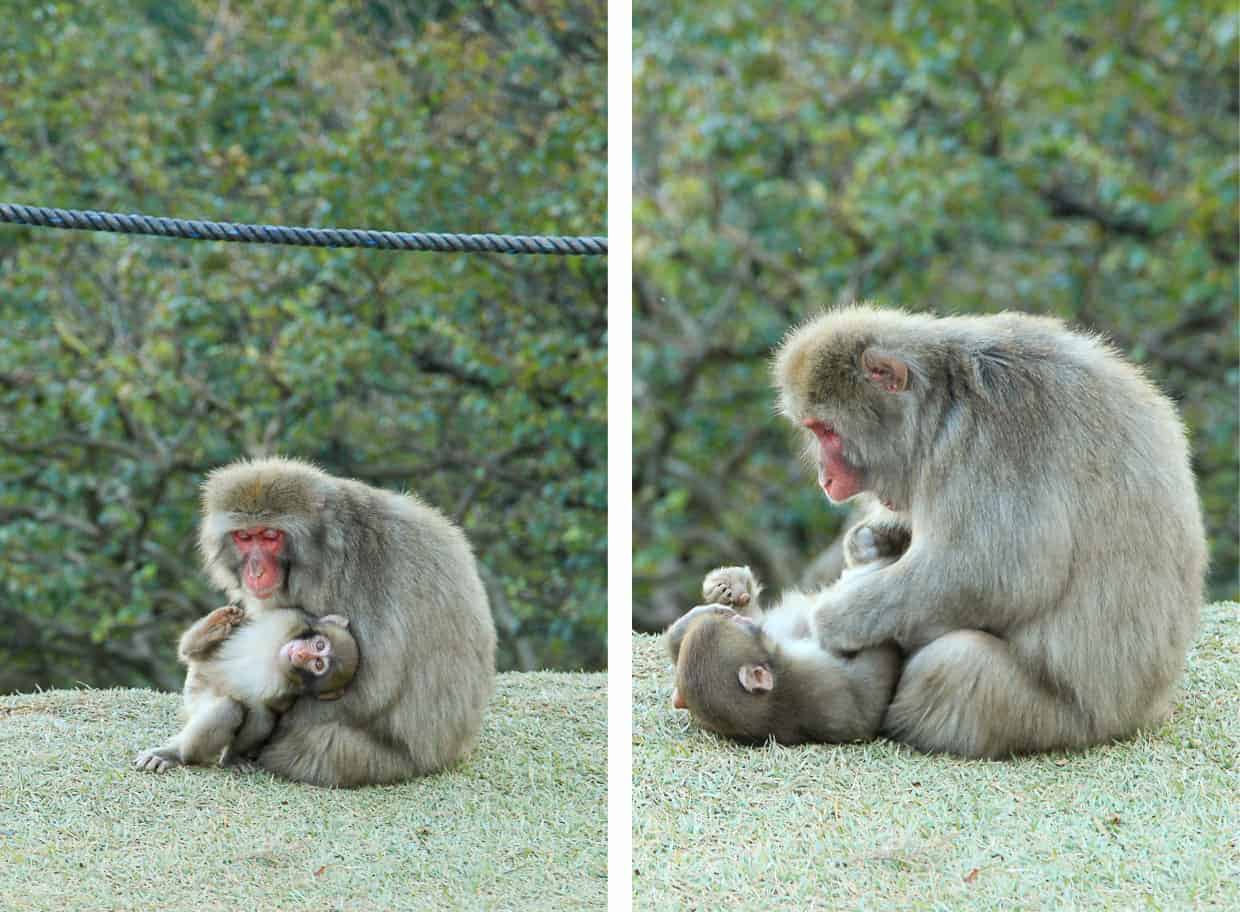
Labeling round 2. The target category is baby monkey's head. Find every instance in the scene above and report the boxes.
[279,614,359,700]
[672,609,780,744]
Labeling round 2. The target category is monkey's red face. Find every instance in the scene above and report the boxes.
[232,527,285,599]
[803,419,864,503]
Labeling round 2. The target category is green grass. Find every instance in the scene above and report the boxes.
[0,670,606,912]
[633,602,1239,911]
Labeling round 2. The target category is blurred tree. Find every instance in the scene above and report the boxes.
[0,0,606,691]
[634,0,1237,629]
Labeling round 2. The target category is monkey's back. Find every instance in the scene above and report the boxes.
[928,312,1206,732]
[262,475,497,786]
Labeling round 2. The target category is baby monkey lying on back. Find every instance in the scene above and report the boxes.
[135,605,359,773]
[666,524,903,745]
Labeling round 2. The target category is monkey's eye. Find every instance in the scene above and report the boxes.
[314,639,327,652]
[235,531,252,542]
[313,658,326,673]
[261,529,280,541]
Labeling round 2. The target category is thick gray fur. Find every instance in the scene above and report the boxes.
[668,557,901,746]
[775,305,1206,758]
[199,457,497,787]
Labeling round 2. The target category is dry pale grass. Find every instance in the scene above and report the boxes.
[0,670,606,912]
[633,602,1239,911]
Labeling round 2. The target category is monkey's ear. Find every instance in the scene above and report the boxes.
[861,348,909,393]
[738,663,774,694]
[318,614,349,628]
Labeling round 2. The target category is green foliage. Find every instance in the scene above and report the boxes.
[0,0,606,690]
[635,0,1238,627]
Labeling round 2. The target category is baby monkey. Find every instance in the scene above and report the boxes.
[135,605,359,773]
[666,524,902,745]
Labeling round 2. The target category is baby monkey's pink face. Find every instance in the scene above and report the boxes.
[280,633,334,676]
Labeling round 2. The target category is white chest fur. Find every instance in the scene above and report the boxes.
[212,609,300,705]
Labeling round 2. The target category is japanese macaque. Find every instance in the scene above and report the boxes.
[134,605,359,773]
[773,305,1206,758]
[666,529,902,745]
[198,457,497,787]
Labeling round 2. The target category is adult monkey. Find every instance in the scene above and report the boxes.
[199,457,496,786]
[774,305,1206,759]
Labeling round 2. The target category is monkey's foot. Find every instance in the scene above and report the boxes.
[133,748,182,774]
[223,757,263,774]
[701,566,762,612]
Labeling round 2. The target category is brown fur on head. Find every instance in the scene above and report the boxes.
[674,611,782,744]
[200,457,327,531]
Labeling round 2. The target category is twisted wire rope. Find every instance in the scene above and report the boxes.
[0,204,607,256]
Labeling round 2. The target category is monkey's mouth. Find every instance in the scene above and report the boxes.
[803,419,864,503]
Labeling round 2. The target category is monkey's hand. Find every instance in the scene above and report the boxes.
[177,605,246,662]
[813,598,866,655]
[666,603,740,663]
[134,746,182,774]
[844,522,911,568]
[811,569,894,655]
[701,566,763,617]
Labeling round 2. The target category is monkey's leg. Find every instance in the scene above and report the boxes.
[222,705,278,765]
[177,605,245,663]
[883,631,1092,759]
[701,566,763,616]
[178,697,246,765]
[144,697,246,772]
[134,697,245,772]
[257,720,417,788]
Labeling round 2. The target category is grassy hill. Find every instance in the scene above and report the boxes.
[633,602,1238,911]
[0,671,606,912]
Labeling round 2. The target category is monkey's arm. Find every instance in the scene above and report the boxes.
[817,479,1073,652]
[814,535,1054,653]
[177,605,245,663]
[812,554,950,653]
